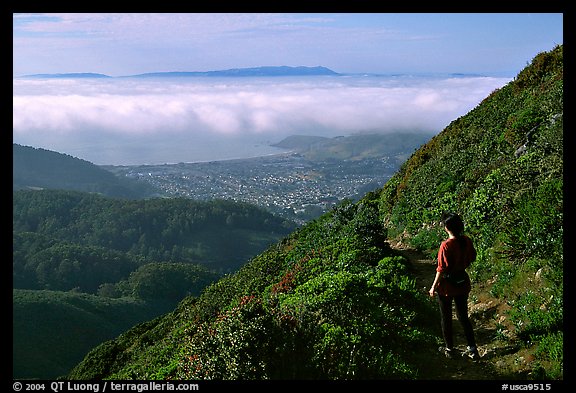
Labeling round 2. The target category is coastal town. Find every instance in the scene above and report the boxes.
[109,152,399,224]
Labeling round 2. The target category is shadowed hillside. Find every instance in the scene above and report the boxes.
[13,144,156,198]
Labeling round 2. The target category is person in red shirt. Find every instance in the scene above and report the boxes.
[429,212,480,360]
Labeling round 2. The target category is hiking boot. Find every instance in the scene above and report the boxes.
[439,346,454,359]
[463,346,480,360]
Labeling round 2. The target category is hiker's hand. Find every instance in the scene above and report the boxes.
[428,287,435,297]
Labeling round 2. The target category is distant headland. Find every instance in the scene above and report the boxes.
[19,66,340,79]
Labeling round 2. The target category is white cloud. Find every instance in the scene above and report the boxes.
[13,75,511,164]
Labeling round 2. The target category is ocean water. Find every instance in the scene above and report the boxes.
[65,133,291,166]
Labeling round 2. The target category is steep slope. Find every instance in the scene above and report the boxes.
[378,44,563,379]
[67,45,563,380]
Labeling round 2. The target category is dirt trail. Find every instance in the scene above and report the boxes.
[389,241,521,380]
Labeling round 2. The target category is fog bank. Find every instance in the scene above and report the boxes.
[13,75,511,165]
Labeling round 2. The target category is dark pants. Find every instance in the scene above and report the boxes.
[436,294,477,349]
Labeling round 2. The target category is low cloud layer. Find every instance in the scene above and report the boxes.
[13,75,511,165]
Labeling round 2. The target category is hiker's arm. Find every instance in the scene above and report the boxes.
[429,271,441,297]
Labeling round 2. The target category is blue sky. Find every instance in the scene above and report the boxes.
[13,13,563,77]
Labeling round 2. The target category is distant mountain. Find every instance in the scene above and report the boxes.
[130,66,339,78]
[19,66,339,79]
[20,73,111,79]
[13,144,154,198]
[17,69,502,80]
[271,135,332,150]
[272,132,433,162]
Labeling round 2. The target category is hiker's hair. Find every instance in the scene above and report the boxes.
[441,212,466,247]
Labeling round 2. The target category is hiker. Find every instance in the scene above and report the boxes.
[429,212,480,360]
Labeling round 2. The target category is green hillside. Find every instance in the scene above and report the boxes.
[272,132,432,162]
[66,45,562,380]
[13,144,156,198]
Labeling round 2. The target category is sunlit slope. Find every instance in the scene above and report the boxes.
[376,44,563,378]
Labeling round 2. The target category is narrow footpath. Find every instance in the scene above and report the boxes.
[389,241,527,380]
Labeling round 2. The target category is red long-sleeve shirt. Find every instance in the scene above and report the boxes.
[436,236,476,296]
